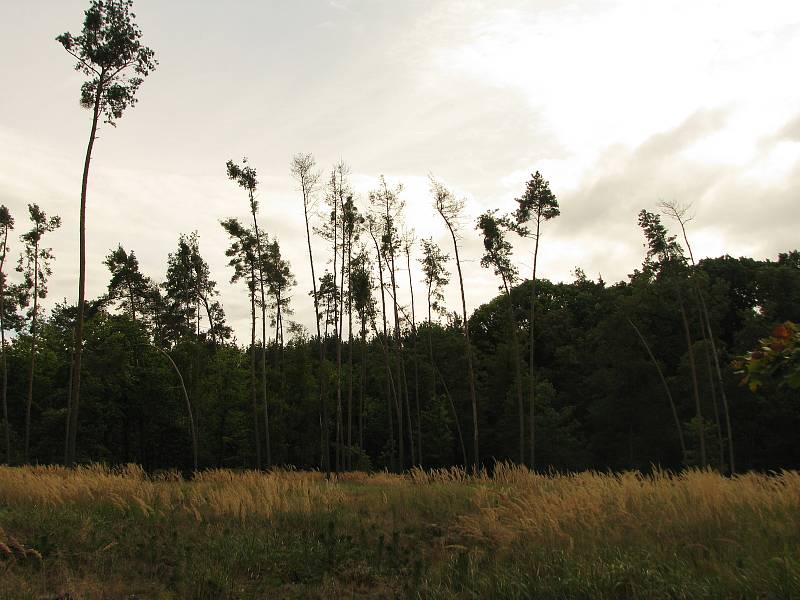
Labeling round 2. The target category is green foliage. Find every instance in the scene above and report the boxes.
[419,238,449,317]
[16,204,61,315]
[512,171,560,235]
[477,210,517,289]
[56,0,157,125]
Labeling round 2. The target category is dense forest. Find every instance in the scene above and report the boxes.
[1,0,798,477]
[1,189,798,474]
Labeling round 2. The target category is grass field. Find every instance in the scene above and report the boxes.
[1,464,798,599]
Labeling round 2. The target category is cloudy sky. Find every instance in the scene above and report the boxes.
[1,0,798,342]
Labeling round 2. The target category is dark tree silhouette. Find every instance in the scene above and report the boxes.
[431,177,479,468]
[17,205,61,463]
[477,209,524,464]
[221,218,262,468]
[227,158,271,467]
[0,206,14,464]
[58,0,157,467]
[512,171,560,469]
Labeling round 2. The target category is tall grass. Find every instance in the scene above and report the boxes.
[1,464,798,598]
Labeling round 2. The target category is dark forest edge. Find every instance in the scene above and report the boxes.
[1,221,798,473]
[1,0,798,476]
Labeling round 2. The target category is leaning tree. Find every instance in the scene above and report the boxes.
[58,0,157,466]
[431,177,480,468]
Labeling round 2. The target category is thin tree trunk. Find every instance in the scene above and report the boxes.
[152,344,197,472]
[680,296,706,468]
[346,233,354,470]
[628,318,687,460]
[301,172,329,477]
[501,277,525,466]
[249,278,261,469]
[0,223,8,464]
[434,363,467,466]
[66,76,104,467]
[529,216,541,470]
[702,297,735,473]
[370,230,396,470]
[370,311,401,469]
[359,316,366,454]
[444,222,479,469]
[702,339,725,469]
[24,252,40,463]
[335,193,345,473]
[249,189,270,468]
[406,248,422,467]
[675,217,735,472]
[386,246,412,468]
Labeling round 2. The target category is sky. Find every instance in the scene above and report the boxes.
[1,0,798,343]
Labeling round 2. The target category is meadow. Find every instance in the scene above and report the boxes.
[1,464,798,599]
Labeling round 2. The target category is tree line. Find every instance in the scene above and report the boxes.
[1,0,797,474]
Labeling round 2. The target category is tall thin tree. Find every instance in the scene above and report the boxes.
[227,158,271,467]
[367,215,397,470]
[431,177,480,468]
[0,207,14,464]
[659,199,734,473]
[221,218,262,469]
[638,209,706,468]
[419,238,466,465]
[477,210,524,464]
[403,231,422,466]
[58,0,157,466]
[17,205,61,463]
[511,171,560,469]
[290,154,329,474]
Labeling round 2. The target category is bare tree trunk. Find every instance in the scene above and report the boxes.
[346,234,354,470]
[702,339,725,469]
[406,248,422,467]
[66,77,104,467]
[500,276,525,466]
[680,296,706,468]
[370,231,396,470]
[300,170,329,477]
[672,210,735,472]
[359,315,366,454]
[24,251,40,463]
[444,222,479,469]
[702,297,735,473]
[628,318,687,460]
[0,224,8,464]
[152,345,197,472]
[434,363,467,466]
[383,243,407,468]
[335,193,345,473]
[248,189,270,469]
[529,216,541,470]
[249,277,261,469]
[370,312,401,470]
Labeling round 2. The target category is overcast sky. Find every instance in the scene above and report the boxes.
[1,0,798,343]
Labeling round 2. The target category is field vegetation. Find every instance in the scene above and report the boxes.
[1,464,799,598]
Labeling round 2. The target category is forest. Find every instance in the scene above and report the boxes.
[2,173,799,475]
[0,0,797,481]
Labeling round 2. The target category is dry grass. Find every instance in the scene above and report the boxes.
[1,463,799,598]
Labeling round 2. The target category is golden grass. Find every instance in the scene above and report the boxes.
[0,464,346,521]
[3,462,796,541]
[454,465,800,554]
[1,463,799,597]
